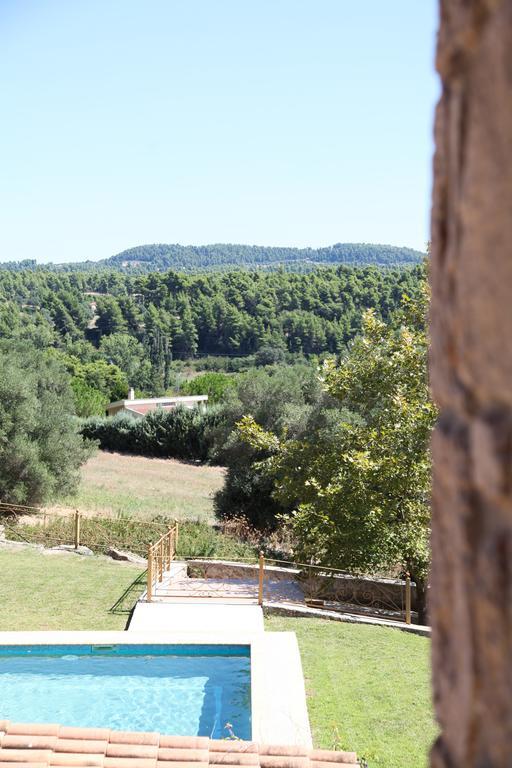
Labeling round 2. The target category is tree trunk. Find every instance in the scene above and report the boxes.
[430,2,512,766]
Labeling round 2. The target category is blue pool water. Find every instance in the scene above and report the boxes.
[0,644,251,739]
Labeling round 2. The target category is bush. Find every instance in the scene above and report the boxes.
[180,372,235,403]
[193,356,255,373]
[80,406,227,462]
[0,344,94,505]
[254,345,287,366]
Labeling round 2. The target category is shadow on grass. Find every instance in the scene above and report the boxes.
[109,569,147,615]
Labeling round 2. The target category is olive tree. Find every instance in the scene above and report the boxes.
[0,345,94,505]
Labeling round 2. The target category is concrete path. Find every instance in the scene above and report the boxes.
[129,601,264,633]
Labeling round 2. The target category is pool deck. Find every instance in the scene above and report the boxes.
[0,627,313,749]
[129,600,265,632]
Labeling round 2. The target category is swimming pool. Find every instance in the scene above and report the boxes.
[0,644,251,739]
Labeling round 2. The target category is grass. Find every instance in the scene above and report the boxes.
[265,615,436,768]
[1,548,435,767]
[0,549,143,630]
[50,451,225,522]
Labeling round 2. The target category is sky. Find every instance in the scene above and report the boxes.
[0,1,439,264]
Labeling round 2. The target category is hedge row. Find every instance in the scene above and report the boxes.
[80,406,224,462]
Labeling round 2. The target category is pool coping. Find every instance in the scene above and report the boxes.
[0,630,312,748]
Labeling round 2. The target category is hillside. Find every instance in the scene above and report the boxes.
[1,242,425,273]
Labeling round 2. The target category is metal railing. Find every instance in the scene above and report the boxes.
[146,522,179,601]
[1,501,413,623]
[146,544,265,606]
[178,554,414,623]
[263,556,414,624]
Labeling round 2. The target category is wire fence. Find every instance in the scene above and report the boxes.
[0,502,170,557]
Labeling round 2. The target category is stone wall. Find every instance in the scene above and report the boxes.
[430,2,512,766]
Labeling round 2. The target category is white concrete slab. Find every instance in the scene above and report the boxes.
[129,601,265,633]
[255,632,312,748]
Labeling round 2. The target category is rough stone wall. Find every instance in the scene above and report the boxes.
[430,1,512,766]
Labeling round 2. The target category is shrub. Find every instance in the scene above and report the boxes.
[0,344,94,505]
[80,406,227,462]
[180,372,235,403]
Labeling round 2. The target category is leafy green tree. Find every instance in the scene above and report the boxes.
[180,372,235,403]
[254,344,286,366]
[99,333,150,390]
[96,296,127,335]
[239,292,435,622]
[171,298,199,359]
[213,365,326,528]
[71,378,109,417]
[0,346,94,504]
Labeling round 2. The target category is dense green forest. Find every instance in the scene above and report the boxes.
[0,263,423,410]
[1,242,425,273]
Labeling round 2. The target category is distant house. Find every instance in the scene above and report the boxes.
[106,389,208,418]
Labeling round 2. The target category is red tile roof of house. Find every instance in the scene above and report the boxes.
[0,722,358,768]
[125,404,176,415]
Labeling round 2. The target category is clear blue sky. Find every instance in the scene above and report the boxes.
[0,1,439,263]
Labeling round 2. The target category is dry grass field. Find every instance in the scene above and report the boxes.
[49,451,225,522]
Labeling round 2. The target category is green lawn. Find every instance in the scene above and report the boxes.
[1,549,436,767]
[265,616,436,768]
[0,549,144,630]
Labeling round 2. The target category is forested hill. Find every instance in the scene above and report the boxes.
[1,242,425,273]
[104,242,424,271]
[0,263,424,409]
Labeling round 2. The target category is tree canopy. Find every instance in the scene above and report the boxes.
[239,286,435,620]
[0,346,94,504]
[1,242,425,274]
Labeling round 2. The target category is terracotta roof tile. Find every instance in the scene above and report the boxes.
[0,724,357,768]
[58,732,109,744]
[156,764,208,768]
[6,727,60,738]
[0,763,47,768]
[309,762,357,768]
[258,748,306,758]
[49,753,104,767]
[108,735,158,748]
[54,742,107,756]
[158,737,208,751]
[157,748,208,763]
[258,758,308,768]
[105,747,157,761]
[209,754,258,766]
[209,743,258,754]
[103,758,155,768]
[0,739,58,753]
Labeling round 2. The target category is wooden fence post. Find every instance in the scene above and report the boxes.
[175,519,179,555]
[405,573,411,625]
[147,546,153,602]
[258,551,264,606]
[74,510,81,550]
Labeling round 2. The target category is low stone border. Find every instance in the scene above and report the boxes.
[263,601,431,637]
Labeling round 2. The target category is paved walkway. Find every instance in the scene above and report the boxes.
[129,601,265,632]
